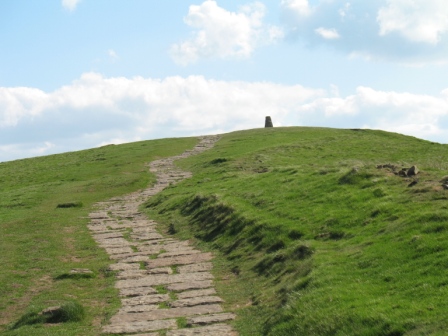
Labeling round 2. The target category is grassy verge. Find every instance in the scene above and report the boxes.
[143,127,448,335]
[0,137,197,335]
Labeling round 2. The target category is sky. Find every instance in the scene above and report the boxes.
[2,0,448,162]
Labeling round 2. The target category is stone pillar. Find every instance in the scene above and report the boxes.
[265,116,273,128]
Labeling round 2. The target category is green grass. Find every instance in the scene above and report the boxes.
[143,127,448,335]
[3,126,448,335]
[0,137,197,335]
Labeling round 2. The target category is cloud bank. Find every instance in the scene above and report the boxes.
[280,0,448,63]
[170,0,283,65]
[1,73,448,162]
[0,73,320,161]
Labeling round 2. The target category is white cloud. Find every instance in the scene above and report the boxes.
[2,73,448,162]
[0,142,56,161]
[297,86,448,140]
[280,0,448,63]
[0,73,321,162]
[377,0,448,45]
[170,0,283,65]
[315,27,340,39]
[62,0,81,11]
[108,49,119,62]
[338,3,351,18]
[281,0,312,17]
[0,87,48,127]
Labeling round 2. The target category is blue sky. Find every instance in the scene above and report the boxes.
[2,0,448,162]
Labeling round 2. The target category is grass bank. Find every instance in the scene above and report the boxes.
[0,137,197,335]
[144,127,448,335]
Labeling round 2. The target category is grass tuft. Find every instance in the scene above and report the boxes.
[9,301,85,330]
[56,201,83,208]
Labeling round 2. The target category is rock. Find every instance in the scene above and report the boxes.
[377,164,397,170]
[39,306,62,316]
[122,294,169,306]
[265,116,273,128]
[177,288,217,299]
[119,286,158,297]
[440,176,448,184]
[169,296,224,308]
[109,304,223,323]
[398,170,407,177]
[408,180,418,187]
[167,324,236,336]
[119,304,160,313]
[115,272,214,289]
[108,263,140,271]
[145,252,213,268]
[177,263,213,274]
[70,268,93,275]
[102,319,177,334]
[407,165,419,176]
[187,312,236,326]
[167,280,214,292]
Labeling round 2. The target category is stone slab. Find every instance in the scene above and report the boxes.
[170,296,224,308]
[93,232,123,240]
[158,250,201,258]
[119,304,160,313]
[167,324,235,336]
[105,246,134,255]
[119,286,158,297]
[117,270,149,280]
[167,281,213,292]
[146,253,213,268]
[131,233,164,241]
[177,288,217,299]
[110,304,223,323]
[177,263,213,274]
[136,245,164,254]
[187,313,236,326]
[98,238,130,246]
[122,294,169,306]
[116,272,213,289]
[109,263,140,271]
[120,255,150,263]
[102,318,177,334]
[109,252,148,261]
[148,267,173,275]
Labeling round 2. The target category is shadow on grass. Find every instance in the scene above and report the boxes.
[56,201,83,209]
[54,272,96,281]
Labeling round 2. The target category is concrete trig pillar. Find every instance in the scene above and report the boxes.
[265,116,273,128]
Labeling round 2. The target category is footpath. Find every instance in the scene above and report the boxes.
[88,136,237,335]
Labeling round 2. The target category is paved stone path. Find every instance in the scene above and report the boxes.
[88,136,237,335]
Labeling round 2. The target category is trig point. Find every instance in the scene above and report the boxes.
[265,116,273,128]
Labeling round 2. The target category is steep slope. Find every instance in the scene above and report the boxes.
[143,127,448,335]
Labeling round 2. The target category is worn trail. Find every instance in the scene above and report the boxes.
[88,136,237,335]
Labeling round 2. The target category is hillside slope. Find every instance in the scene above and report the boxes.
[2,127,448,335]
[0,137,197,335]
[143,127,448,335]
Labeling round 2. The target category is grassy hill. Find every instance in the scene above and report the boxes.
[0,137,197,335]
[2,127,448,335]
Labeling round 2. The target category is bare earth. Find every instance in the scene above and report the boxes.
[88,136,237,335]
